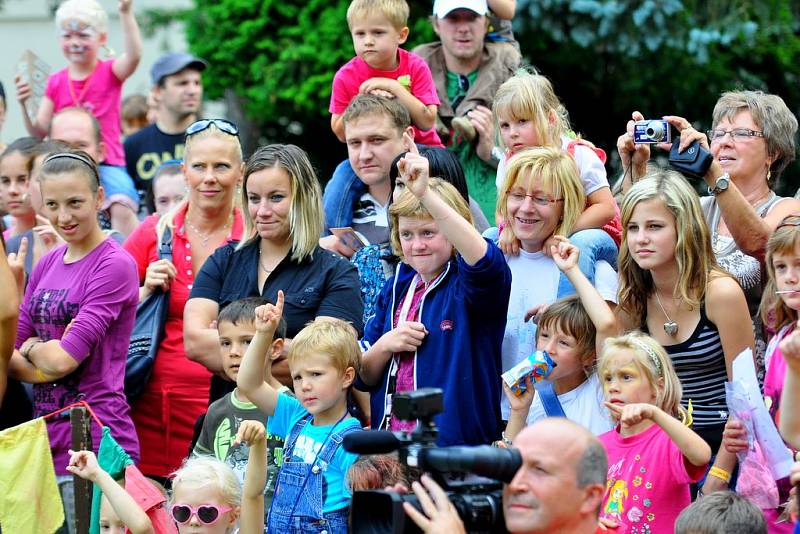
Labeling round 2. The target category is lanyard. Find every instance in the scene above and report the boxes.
[67,63,98,107]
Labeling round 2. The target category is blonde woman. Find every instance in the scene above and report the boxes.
[184,144,362,388]
[616,169,754,496]
[496,147,619,420]
[123,119,244,480]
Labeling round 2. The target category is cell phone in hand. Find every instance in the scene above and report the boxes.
[330,227,368,251]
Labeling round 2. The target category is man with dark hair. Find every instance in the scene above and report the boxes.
[320,94,413,258]
[124,52,206,212]
[413,0,520,221]
[49,107,139,236]
[405,418,608,534]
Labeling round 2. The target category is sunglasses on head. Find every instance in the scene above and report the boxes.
[169,503,232,525]
[185,119,239,137]
[777,214,800,230]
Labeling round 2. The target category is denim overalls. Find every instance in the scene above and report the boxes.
[266,414,359,534]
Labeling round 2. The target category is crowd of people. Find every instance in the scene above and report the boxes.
[1,0,800,533]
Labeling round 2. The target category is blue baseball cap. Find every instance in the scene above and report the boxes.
[150,52,207,86]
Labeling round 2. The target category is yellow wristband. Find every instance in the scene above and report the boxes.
[708,466,731,484]
[34,368,48,383]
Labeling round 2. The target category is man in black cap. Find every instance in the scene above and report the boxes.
[124,52,207,213]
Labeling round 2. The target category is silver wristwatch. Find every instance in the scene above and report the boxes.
[708,173,730,196]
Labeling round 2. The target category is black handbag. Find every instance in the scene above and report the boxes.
[125,227,173,400]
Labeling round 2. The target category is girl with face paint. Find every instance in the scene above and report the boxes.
[14,0,142,168]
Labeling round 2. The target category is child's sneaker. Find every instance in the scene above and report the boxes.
[451,116,476,142]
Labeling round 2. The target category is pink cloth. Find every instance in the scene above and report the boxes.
[389,276,427,432]
[599,424,706,534]
[330,48,443,147]
[45,59,125,166]
[123,464,177,534]
[762,325,796,533]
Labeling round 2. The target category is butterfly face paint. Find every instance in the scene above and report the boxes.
[59,20,101,65]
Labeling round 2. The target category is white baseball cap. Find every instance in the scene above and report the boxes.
[433,0,488,18]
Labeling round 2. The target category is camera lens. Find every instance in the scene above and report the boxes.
[645,121,665,142]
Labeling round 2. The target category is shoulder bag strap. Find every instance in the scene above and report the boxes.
[537,381,567,418]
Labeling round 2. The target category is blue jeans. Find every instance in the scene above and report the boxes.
[556,229,618,298]
[266,415,356,534]
[322,159,367,235]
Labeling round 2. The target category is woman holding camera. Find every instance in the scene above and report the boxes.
[617,90,800,377]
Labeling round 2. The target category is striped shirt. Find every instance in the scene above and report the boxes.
[646,304,728,429]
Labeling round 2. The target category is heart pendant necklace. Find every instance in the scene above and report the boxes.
[655,292,679,336]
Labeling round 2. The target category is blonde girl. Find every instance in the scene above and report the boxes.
[170,457,241,533]
[597,332,711,534]
[617,170,753,495]
[492,69,619,266]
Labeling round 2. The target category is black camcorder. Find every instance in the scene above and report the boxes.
[344,388,521,533]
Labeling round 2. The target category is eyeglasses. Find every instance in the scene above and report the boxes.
[169,503,233,525]
[186,119,239,137]
[507,191,564,206]
[707,128,764,142]
[777,214,800,230]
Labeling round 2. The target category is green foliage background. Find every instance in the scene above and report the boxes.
[144,0,800,193]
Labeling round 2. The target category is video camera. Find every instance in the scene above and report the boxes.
[344,388,521,533]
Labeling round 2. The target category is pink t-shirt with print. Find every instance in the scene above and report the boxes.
[599,423,706,534]
[45,59,125,166]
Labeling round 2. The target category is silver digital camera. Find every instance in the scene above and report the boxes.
[633,119,671,144]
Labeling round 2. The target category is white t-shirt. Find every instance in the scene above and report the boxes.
[495,135,609,196]
[501,250,618,419]
[526,373,614,435]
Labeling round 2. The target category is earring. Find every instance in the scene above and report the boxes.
[766,169,772,183]
[236,185,242,196]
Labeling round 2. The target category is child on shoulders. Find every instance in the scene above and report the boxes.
[16,0,142,167]
[325,0,443,238]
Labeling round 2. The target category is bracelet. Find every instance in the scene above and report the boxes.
[34,367,48,383]
[21,340,40,361]
[501,431,513,447]
[708,466,731,484]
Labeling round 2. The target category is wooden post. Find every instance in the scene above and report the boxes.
[70,407,93,534]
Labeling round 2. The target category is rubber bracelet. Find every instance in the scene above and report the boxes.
[708,466,731,484]
[34,367,48,383]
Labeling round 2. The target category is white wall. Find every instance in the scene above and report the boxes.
[0,0,193,143]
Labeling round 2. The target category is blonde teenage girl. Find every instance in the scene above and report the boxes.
[617,170,754,496]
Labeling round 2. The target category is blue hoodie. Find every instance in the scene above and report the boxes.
[358,239,511,446]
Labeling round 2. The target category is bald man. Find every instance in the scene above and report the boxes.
[405,418,608,534]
